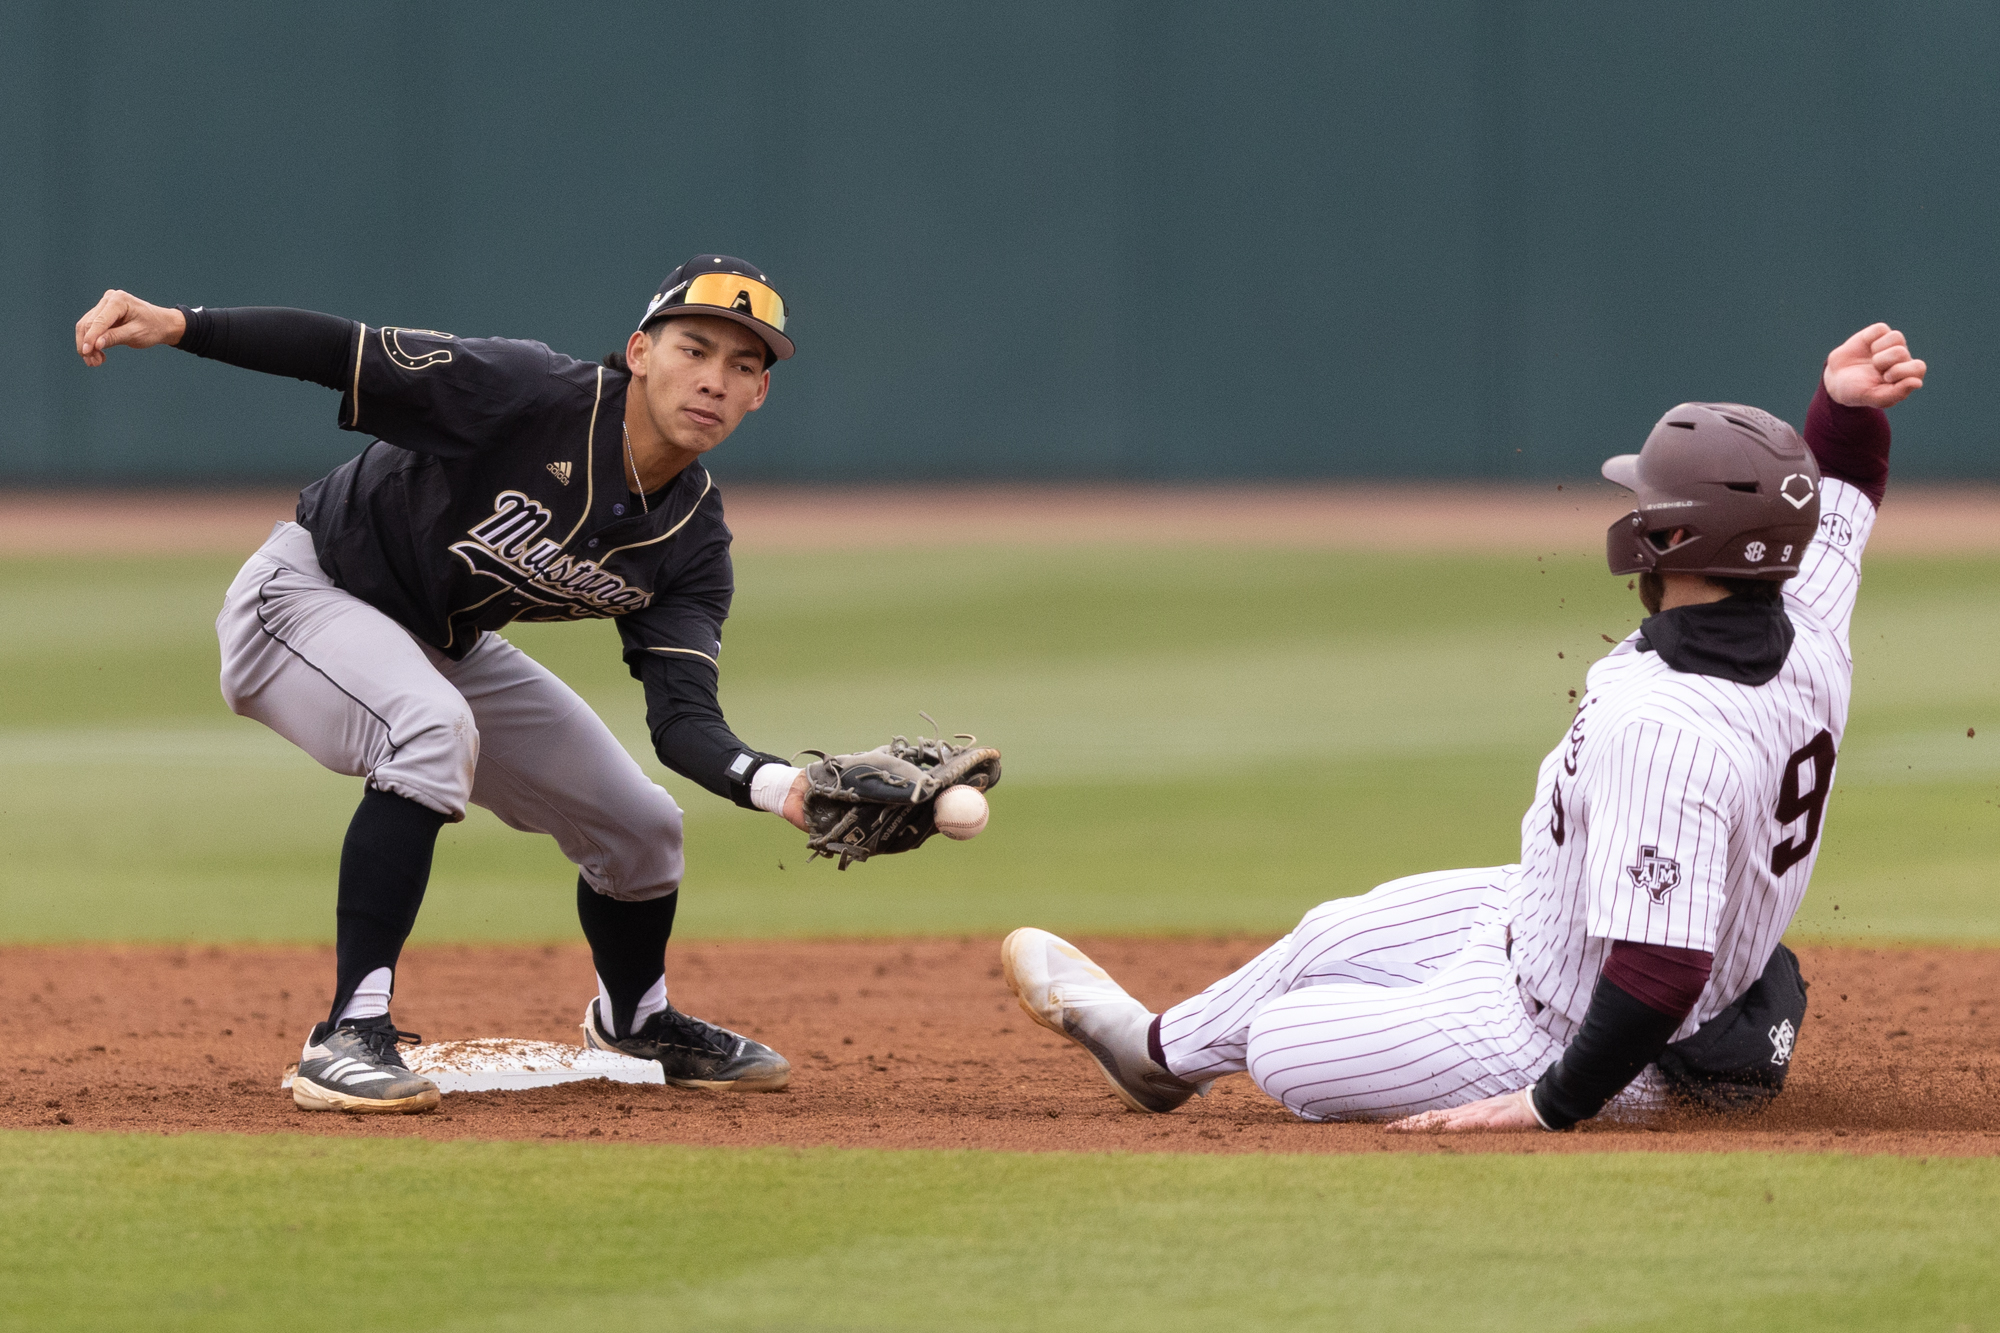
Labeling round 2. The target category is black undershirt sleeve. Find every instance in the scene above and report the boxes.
[1530,974,1686,1130]
[1531,940,1713,1129]
[631,651,786,808]
[173,305,355,391]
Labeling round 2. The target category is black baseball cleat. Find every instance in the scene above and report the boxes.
[582,999,791,1092]
[292,1016,441,1113]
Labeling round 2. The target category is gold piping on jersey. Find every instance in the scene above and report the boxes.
[644,645,719,667]
[437,368,609,650]
[346,323,366,429]
[434,385,707,649]
[555,366,603,550]
[380,327,457,370]
[597,469,714,561]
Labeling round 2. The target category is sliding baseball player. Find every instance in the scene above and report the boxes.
[1004,322,1924,1131]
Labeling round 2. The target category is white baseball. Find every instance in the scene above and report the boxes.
[934,784,989,840]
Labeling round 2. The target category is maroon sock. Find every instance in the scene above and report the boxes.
[1147,1015,1168,1069]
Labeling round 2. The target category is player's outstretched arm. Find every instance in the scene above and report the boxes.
[74,290,186,366]
[1388,936,1712,1134]
[1824,323,1925,409]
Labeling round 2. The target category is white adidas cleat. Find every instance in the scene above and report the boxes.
[1000,927,1208,1114]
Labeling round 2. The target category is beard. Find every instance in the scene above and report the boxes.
[1638,571,1665,616]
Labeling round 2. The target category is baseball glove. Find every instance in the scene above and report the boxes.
[799,722,1001,869]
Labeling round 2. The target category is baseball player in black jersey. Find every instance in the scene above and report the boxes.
[76,257,822,1112]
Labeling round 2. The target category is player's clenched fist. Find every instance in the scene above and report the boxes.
[74,289,186,366]
[1824,322,1925,409]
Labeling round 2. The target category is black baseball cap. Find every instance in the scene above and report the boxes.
[638,254,794,361]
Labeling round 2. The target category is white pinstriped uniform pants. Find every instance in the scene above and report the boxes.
[1156,867,1568,1122]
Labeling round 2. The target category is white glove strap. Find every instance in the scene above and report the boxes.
[749,763,803,815]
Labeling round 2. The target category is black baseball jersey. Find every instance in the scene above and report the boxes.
[176,306,780,805]
[298,326,724,661]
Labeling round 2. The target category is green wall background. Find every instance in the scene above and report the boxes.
[4,2,1994,485]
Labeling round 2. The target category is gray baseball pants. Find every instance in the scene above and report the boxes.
[216,522,683,901]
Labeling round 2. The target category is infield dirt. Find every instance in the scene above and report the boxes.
[6,938,1996,1156]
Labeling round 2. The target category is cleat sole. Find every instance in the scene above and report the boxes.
[292,1076,440,1114]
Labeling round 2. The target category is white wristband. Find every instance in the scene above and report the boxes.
[749,763,803,815]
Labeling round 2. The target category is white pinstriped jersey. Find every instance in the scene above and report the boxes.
[1508,477,1877,1041]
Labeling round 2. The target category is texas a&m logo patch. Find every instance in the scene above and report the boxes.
[1769,1018,1796,1066]
[1626,845,1681,904]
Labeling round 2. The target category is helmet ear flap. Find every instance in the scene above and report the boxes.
[1607,512,1654,576]
[1607,513,1704,575]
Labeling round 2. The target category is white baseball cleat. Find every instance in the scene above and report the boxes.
[1000,927,1209,1114]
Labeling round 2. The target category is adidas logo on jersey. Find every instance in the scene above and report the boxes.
[546,461,572,485]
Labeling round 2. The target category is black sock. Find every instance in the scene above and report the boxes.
[327,786,449,1025]
[576,876,678,1037]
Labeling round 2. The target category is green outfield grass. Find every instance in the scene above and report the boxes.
[2,547,1996,943]
[1,1132,1994,1332]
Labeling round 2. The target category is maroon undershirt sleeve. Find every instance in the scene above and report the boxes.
[1601,940,1714,1015]
[1804,379,1892,507]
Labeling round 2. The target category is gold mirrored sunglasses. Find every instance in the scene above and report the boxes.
[657,272,787,331]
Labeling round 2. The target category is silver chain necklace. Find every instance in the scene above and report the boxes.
[622,421,649,515]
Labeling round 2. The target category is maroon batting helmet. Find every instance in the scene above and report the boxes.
[1602,403,1821,580]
